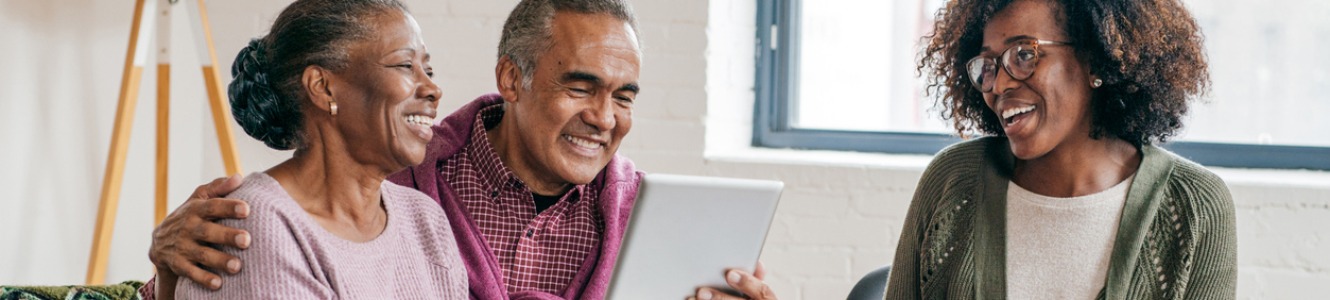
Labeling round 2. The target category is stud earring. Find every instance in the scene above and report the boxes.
[329,100,338,116]
[1091,78,1103,88]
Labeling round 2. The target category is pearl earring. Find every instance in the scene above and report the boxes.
[329,100,338,116]
[1091,78,1103,88]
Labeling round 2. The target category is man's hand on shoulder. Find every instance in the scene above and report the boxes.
[148,174,251,291]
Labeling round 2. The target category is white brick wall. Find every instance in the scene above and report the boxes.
[2,0,1327,298]
[629,0,1330,298]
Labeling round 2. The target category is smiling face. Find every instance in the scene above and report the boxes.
[325,11,441,172]
[495,11,641,191]
[979,0,1095,160]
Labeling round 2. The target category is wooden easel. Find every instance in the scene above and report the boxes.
[86,0,243,284]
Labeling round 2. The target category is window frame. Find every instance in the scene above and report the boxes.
[753,0,1330,170]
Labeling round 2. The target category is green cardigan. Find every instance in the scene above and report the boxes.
[885,137,1236,300]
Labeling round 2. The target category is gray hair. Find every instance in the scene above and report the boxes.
[498,0,641,90]
[230,0,409,150]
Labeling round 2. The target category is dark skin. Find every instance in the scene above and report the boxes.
[151,10,439,298]
[980,0,1139,196]
[491,12,639,196]
[151,10,775,300]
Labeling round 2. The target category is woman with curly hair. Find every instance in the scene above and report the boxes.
[886,0,1235,298]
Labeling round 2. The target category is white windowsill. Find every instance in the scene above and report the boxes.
[707,146,934,170]
[707,146,1330,191]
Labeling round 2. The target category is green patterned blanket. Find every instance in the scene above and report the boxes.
[0,281,143,300]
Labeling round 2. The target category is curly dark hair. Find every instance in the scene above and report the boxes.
[918,0,1210,146]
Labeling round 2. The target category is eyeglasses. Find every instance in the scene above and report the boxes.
[966,39,1072,93]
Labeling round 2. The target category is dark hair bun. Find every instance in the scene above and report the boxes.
[229,38,303,150]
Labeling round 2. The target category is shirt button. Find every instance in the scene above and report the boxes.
[489,190,499,198]
[525,229,534,238]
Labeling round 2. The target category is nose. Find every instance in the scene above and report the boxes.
[417,76,441,105]
[581,95,616,132]
[991,64,1021,95]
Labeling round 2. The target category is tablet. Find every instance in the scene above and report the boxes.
[606,173,784,299]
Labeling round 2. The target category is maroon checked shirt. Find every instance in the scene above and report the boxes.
[438,105,604,295]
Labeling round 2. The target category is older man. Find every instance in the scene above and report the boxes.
[143,0,774,299]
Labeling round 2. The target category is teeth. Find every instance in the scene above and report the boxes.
[404,115,431,127]
[1001,105,1035,120]
[562,134,603,149]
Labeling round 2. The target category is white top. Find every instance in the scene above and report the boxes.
[1005,176,1133,300]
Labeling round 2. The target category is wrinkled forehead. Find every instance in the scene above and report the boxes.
[550,12,641,57]
[348,10,429,59]
[546,12,642,79]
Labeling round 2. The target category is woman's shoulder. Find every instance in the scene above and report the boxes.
[224,173,307,223]
[1145,146,1232,199]
[215,173,325,251]
[176,173,331,299]
[920,136,1005,182]
[931,136,1006,165]
[381,181,452,231]
[1144,146,1235,220]
[909,137,1007,213]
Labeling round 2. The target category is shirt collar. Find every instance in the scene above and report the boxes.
[467,104,591,200]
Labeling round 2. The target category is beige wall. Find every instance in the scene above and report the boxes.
[1,0,1327,298]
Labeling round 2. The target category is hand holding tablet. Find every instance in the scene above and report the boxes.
[607,174,784,299]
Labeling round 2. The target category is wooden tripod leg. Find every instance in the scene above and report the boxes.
[154,64,170,224]
[187,0,243,175]
[155,0,173,226]
[88,0,157,285]
[155,72,170,224]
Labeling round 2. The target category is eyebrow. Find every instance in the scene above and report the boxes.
[391,48,416,55]
[562,71,640,93]
[388,48,431,60]
[980,35,1037,52]
[619,82,640,94]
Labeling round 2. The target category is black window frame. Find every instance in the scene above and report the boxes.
[753,0,1330,170]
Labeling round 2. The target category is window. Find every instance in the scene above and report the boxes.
[754,0,1330,170]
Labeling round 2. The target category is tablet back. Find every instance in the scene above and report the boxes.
[607,174,784,299]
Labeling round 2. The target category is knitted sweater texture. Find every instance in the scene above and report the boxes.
[885,137,1236,300]
[174,173,469,299]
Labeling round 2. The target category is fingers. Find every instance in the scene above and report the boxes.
[151,221,241,291]
[691,287,748,300]
[191,175,244,200]
[727,269,778,300]
[181,241,242,275]
[690,269,777,300]
[167,256,224,290]
[185,176,248,220]
[754,261,767,280]
[690,288,726,300]
[150,198,249,270]
[187,197,250,221]
[190,220,251,249]
[145,175,248,292]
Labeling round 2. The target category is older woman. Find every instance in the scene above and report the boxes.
[886,0,1235,299]
[162,0,466,298]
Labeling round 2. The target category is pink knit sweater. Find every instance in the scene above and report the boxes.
[174,173,468,299]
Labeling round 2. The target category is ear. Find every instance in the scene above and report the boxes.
[302,65,336,114]
[495,55,522,104]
